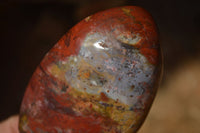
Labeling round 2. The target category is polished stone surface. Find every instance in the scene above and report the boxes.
[19,6,162,133]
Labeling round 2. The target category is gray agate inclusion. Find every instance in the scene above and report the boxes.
[65,32,155,108]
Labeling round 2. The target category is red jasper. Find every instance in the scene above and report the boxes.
[19,6,162,133]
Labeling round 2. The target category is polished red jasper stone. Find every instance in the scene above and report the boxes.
[19,6,162,133]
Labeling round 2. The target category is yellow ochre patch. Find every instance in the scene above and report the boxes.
[85,16,91,22]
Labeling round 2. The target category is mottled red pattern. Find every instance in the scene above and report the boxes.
[19,6,161,133]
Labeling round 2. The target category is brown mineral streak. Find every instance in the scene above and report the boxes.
[100,92,109,102]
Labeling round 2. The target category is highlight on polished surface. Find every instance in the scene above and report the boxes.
[19,6,162,133]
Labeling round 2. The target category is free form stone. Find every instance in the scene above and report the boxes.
[19,6,162,133]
